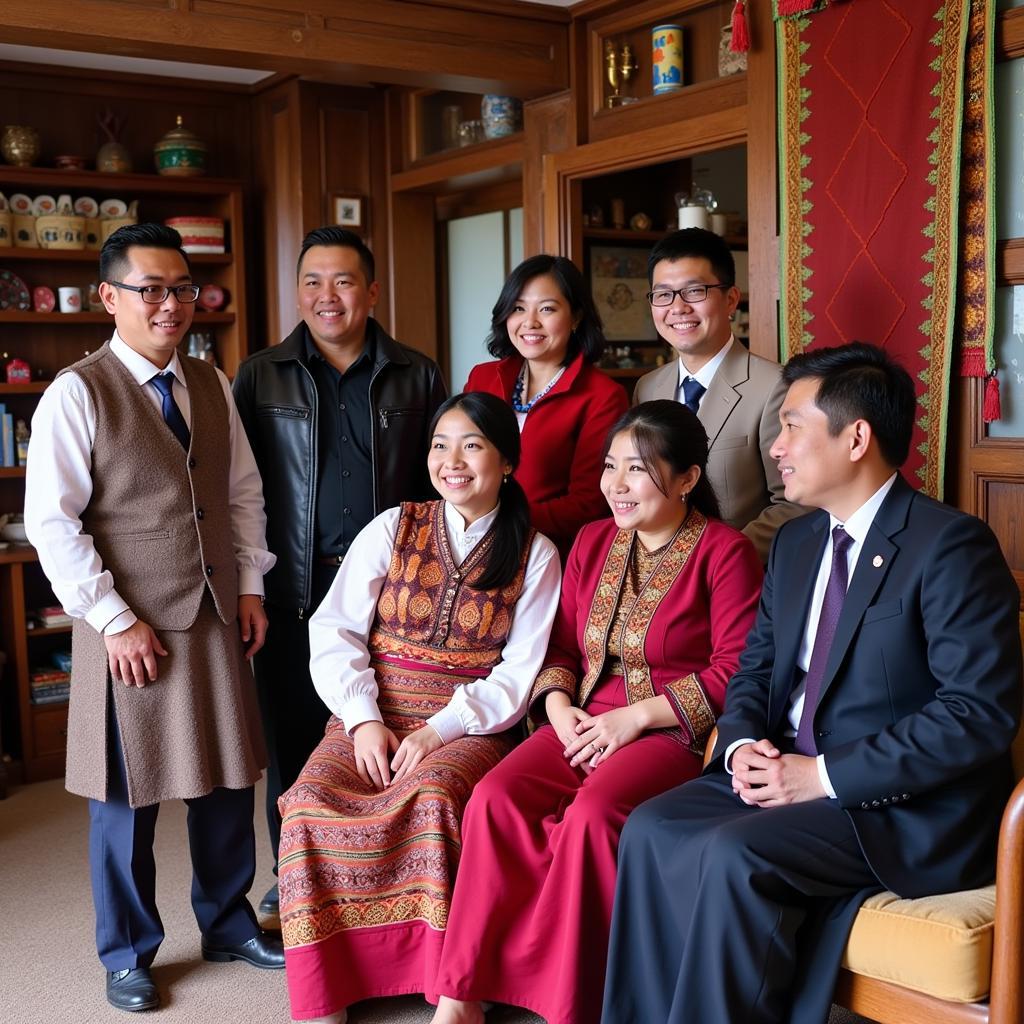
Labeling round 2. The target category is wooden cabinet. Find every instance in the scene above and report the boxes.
[0,168,249,782]
[0,166,249,378]
[0,542,70,782]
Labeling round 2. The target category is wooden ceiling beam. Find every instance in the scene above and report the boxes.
[0,0,570,97]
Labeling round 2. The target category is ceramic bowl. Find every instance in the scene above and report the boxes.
[1,521,28,543]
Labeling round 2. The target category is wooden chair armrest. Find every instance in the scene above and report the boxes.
[703,726,718,770]
[989,773,1024,1024]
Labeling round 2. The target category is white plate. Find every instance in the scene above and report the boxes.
[32,195,57,216]
[74,196,99,217]
[100,198,127,218]
[0,192,7,213]
[9,193,32,215]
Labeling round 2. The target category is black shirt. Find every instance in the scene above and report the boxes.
[304,329,375,559]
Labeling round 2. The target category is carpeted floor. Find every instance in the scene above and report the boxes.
[0,776,874,1024]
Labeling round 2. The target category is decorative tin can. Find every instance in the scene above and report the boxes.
[154,116,208,177]
[651,24,684,95]
[480,95,522,139]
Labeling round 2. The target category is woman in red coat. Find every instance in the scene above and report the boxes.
[430,401,764,1024]
[465,254,628,557]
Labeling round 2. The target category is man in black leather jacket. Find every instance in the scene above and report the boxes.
[233,227,446,911]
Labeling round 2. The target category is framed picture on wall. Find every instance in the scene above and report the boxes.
[588,244,659,342]
[330,194,365,231]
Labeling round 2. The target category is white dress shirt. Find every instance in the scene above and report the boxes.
[676,336,734,408]
[726,474,897,796]
[309,501,562,743]
[24,333,275,636]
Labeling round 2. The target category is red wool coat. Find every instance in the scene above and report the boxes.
[465,354,628,556]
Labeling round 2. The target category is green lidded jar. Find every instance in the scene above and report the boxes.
[154,116,207,177]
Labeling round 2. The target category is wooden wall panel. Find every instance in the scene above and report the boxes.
[523,91,575,258]
[983,480,1024,601]
[387,192,438,360]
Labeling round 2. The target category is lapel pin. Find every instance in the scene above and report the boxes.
[872,555,883,568]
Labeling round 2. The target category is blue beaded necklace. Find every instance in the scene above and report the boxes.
[511,364,566,413]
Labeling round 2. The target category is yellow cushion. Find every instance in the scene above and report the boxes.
[842,886,996,1002]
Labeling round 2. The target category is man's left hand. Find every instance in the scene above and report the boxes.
[731,745,826,806]
[238,595,268,658]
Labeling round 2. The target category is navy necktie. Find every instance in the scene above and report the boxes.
[795,525,854,756]
[149,372,191,452]
[680,376,706,414]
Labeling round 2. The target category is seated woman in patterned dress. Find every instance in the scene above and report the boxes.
[431,400,765,1024]
[277,392,562,1024]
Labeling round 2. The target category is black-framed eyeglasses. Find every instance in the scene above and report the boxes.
[647,283,730,306]
[110,282,201,304]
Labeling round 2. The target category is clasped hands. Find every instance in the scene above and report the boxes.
[104,594,268,687]
[352,720,444,790]
[549,698,645,771]
[730,738,826,806]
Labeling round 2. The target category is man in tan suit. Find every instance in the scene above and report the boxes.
[633,228,801,559]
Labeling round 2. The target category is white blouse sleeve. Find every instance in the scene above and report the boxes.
[308,506,401,732]
[427,531,563,743]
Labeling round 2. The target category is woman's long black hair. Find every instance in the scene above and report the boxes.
[604,400,722,520]
[429,392,532,590]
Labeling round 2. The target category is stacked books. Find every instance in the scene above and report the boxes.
[30,668,70,705]
[0,403,14,467]
[33,605,72,629]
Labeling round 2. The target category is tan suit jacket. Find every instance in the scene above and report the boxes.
[633,342,803,560]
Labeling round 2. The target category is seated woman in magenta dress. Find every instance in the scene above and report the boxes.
[276,393,562,1024]
[430,400,764,1024]
[465,254,628,559]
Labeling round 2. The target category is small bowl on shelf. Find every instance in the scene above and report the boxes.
[0,514,28,544]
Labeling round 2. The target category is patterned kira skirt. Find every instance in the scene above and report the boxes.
[277,653,514,1020]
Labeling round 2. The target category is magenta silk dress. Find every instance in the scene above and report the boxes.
[433,513,763,1024]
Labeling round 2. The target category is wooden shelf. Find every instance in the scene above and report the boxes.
[603,366,658,379]
[0,248,231,264]
[0,311,234,324]
[584,227,667,242]
[391,134,524,194]
[0,382,51,394]
[0,467,26,479]
[0,546,37,564]
[0,166,245,195]
[26,624,72,637]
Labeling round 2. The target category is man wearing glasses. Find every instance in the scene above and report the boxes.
[633,228,801,560]
[25,223,283,1013]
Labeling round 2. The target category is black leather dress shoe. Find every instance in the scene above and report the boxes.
[106,966,160,1012]
[201,928,285,969]
[258,882,279,915]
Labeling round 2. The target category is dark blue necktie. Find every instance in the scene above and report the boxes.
[680,376,706,414]
[795,526,854,755]
[149,372,191,452]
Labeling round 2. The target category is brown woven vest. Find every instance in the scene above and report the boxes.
[367,500,534,671]
[62,343,238,630]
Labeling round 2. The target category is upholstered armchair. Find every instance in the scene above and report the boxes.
[702,614,1024,1023]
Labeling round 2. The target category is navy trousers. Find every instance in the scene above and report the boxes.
[601,772,880,1024]
[88,707,259,971]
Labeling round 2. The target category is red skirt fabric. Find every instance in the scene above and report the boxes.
[433,675,702,1024]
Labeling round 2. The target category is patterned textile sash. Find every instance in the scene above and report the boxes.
[371,656,471,736]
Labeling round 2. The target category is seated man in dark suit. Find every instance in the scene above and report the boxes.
[602,341,1022,1024]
